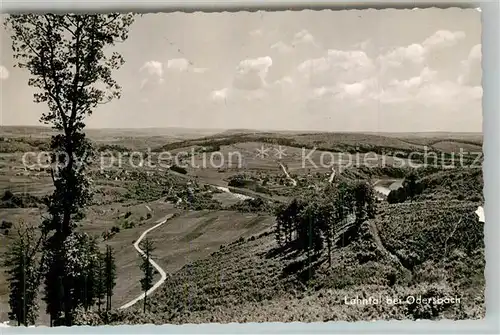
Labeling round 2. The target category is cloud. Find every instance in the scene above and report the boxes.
[293,29,317,47]
[379,43,426,67]
[249,29,263,37]
[140,61,163,77]
[297,49,375,87]
[167,58,190,72]
[166,58,208,74]
[210,88,229,102]
[422,30,466,50]
[458,44,481,86]
[139,61,164,90]
[232,56,273,90]
[192,67,209,73]
[0,65,10,80]
[210,86,268,104]
[207,28,479,130]
[372,66,480,107]
[270,41,294,53]
[378,30,466,69]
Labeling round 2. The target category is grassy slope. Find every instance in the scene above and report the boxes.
[91,197,484,325]
[80,164,485,325]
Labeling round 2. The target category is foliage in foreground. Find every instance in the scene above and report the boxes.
[3,223,42,326]
[5,13,135,326]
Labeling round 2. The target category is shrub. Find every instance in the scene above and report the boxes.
[124,211,132,219]
[110,226,120,234]
[170,165,187,174]
[2,190,14,201]
[121,220,135,229]
[1,220,13,229]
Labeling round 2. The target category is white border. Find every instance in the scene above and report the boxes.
[0,1,498,334]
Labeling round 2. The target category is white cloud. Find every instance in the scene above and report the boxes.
[0,65,8,80]
[422,30,466,50]
[249,29,263,37]
[378,30,466,70]
[273,76,293,87]
[211,88,229,102]
[140,61,163,77]
[297,49,375,87]
[192,67,209,73]
[233,56,273,90]
[458,44,481,86]
[167,58,190,72]
[293,29,317,46]
[271,41,294,53]
[353,40,371,50]
[374,66,480,107]
[379,43,426,67]
[206,28,479,129]
[139,61,164,90]
[210,86,267,103]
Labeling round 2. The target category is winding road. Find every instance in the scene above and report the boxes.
[278,162,297,187]
[328,167,336,184]
[118,213,174,310]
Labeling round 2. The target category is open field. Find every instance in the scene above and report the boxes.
[0,126,485,325]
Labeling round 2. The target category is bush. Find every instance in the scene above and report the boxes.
[110,226,120,234]
[121,220,135,229]
[228,177,245,188]
[124,211,132,219]
[1,220,13,229]
[146,213,152,220]
[0,191,42,208]
[170,165,187,174]
[1,190,14,201]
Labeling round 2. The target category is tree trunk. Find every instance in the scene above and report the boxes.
[328,241,332,267]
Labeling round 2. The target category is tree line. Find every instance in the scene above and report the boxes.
[274,181,376,267]
[3,224,117,326]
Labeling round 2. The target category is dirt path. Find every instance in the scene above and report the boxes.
[278,162,297,187]
[367,220,411,272]
[328,167,336,183]
[118,214,174,310]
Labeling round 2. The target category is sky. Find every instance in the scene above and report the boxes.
[0,8,482,132]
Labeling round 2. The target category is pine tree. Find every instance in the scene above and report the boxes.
[139,238,155,313]
[103,245,117,312]
[3,223,43,326]
[95,252,106,313]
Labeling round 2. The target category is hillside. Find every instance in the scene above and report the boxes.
[76,196,484,325]
[0,128,485,326]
